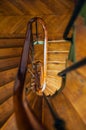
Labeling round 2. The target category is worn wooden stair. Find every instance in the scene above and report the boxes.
[0,36,86,130]
[44,41,71,96]
[42,62,86,130]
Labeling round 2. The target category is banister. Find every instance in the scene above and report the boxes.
[58,58,86,77]
[13,17,48,130]
[63,0,85,40]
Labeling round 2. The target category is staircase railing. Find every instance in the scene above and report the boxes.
[13,17,48,130]
[13,1,86,129]
[60,0,86,73]
[63,0,85,40]
[58,58,86,77]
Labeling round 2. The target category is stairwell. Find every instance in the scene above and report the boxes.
[0,36,86,130]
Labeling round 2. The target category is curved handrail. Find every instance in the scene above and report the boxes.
[13,17,48,130]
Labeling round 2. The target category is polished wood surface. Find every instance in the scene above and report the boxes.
[75,16,86,78]
[0,81,14,104]
[1,113,18,130]
[0,1,86,130]
[0,97,13,127]
[63,67,86,124]
[13,17,47,130]
[0,0,74,39]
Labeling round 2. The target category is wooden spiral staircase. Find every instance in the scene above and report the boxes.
[0,1,86,130]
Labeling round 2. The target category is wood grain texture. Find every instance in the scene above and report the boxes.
[0,81,14,104]
[0,96,14,127]
[0,68,18,87]
[75,16,86,78]
[0,0,74,39]
[51,93,86,130]
[42,98,54,130]
[0,0,74,15]
[0,57,20,71]
[0,39,24,48]
[63,67,86,124]
[0,48,22,58]
[1,113,18,130]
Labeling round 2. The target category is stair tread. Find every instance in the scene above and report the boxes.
[42,98,54,130]
[0,57,20,71]
[1,113,18,130]
[47,61,66,64]
[0,96,14,127]
[47,42,70,51]
[48,53,68,61]
[47,63,66,70]
[0,47,22,58]
[51,93,86,130]
[0,67,18,87]
[63,66,86,124]
[45,42,70,96]
[44,76,62,96]
[47,50,69,53]
[0,39,24,48]
[0,81,14,104]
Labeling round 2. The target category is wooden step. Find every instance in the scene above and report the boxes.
[47,42,70,51]
[0,57,20,71]
[0,68,18,87]
[47,75,62,86]
[47,63,66,71]
[26,91,42,121]
[1,113,18,130]
[44,76,62,96]
[31,96,42,122]
[0,39,24,48]
[0,76,30,104]
[47,53,68,61]
[47,50,69,53]
[51,93,86,130]
[45,42,70,96]
[0,81,14,104]
[0,65,31,87]
[26,91,38,107]
[0,96,14,127]
[44,86,56,96]
[44,78,62,96]
[47,70,61,76]
[0,47,22,58]
[63,68,86,124]
[47,61,66,64]
[42,98,54,130]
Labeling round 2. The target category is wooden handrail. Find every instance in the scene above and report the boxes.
[13,17,48,130]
